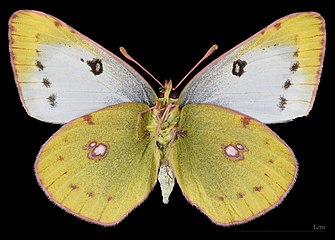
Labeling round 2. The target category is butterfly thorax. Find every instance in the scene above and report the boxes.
[147,80,181,204]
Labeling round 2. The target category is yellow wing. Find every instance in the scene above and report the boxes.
[35,102,158,225]
[170,104,297,225]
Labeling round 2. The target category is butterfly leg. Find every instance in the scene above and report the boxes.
[136,102,159,141]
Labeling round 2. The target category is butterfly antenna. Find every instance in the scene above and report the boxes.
[120,47,164,88]
[174,44,218,90]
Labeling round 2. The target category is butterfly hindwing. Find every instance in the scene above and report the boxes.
[9,10,157,123]
[179,12,325,123]
[35,102,158,225]
[170,103,297,225]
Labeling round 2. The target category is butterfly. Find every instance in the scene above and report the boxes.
[9,10,325,226]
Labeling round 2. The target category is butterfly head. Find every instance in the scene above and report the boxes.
[158,80,179,100]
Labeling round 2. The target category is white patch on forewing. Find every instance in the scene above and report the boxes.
[158,164,175,204]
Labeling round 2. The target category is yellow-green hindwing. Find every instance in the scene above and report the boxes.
[170,104,297,225]
[35,102,158,225]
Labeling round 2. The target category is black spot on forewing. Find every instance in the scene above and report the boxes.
[42,78,51,88]
[283,80,292,90]
[47,94,57,107]
[36,61,44,71]
[80,58,85,62]
[278,96,287,111]
[293,50,299,57]
[290,62,300,73]
[36,49,41,56]
[86,58,103,75]
[232,59,247,77]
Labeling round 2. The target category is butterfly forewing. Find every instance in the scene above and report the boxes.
[179,12,325,123]
[9,10,157,124]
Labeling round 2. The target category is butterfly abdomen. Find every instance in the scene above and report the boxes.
[146,98,181,204]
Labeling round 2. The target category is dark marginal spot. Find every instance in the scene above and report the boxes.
[241,116,251,128]
[47,94,57,107]
[87,192,94,198]
[278,96,287,111]
[274,22,281,30]
[218,196,224,201]
[290,61,300,72]
[237,192,245,199]
[54,20,61,28]
[82,114,95,125]
[42,78,51,88]
[283,79,292,89]
[86,58,103,75]
[253,186,263,192]
[36,61,44,71]
[232,59,247,77]
[69,184,78,190]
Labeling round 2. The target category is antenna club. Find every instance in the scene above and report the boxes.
[119,46,131,59]
[211,44,219,51]
[119,46,164,88]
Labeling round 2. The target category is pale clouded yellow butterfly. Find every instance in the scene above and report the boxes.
[9,10,325,226]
